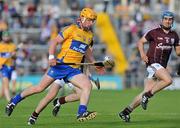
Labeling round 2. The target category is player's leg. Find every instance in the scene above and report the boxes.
[129,79,155,108]
[1,66,12,102]
[119,65,158,122]
[52,84,81,116]
[69,73,96,122]
[0,83,5,98]
[5,74,54,116]
[119,78,156,122]
[151,68,172,94]
[11,70,17,96]
[28,80,62,125]
[64,85,81,102]
[141,64,172,110]
[2,77,11,101]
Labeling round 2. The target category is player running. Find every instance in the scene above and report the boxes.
[51,57,100,118]
[5,7,104,122]
[28,75,99,125]
[27,55,100,125]
[119,11,180,122]
[27,25,101,125]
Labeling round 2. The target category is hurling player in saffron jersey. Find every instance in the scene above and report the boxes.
[27,41,100,125]
[5,7,104,122]
[0,31,16,102]
[119,11,180,122]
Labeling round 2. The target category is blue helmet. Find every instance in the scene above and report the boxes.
[161,11,174,20]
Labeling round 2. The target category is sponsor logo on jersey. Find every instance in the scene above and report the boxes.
[156,43,172,50]
[157,37,163,40]
[0,52,11,58]
[70,40,88,54]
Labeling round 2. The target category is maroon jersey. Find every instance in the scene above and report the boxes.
[144,27,180,68]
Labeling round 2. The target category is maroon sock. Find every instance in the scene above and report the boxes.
[122,106,132,115]
[59,96,66,105]
[145,91,153,98]
[32,111,39,118]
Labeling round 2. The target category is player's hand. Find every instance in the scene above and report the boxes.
[95,66,105,75]
[0,65,2,69]
[49,58,57,66]
[141,54,148,63]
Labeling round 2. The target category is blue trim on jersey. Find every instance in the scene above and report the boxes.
[58,32,64,38]
[70,40,88,54]
[0,65,14,79]
[0,52,11,58]
[56,58,63,63]
[47,64,81,82]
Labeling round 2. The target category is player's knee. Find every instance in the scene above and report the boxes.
[80,83,92,92]
[75,93,81,99]
[85,82,92,90]
[164,78,173,86]
[33,86,44,93]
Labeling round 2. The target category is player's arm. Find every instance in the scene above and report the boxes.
[177,64,180,76]
[84,39,94,62]
[85,47,105,74]
[48,35,64,66]
[11,51,17,59]
[48,25,74,66]
[176,46,180,76]
[137,36,148,63]
[85,47,95,63]
[175,46,180,56]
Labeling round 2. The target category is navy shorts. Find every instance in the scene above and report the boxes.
[47,64,82,82]
[0,65,14,79]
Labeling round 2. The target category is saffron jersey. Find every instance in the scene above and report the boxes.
[0,42,16,66]
[144,27,180,68]
[57,24,93,68]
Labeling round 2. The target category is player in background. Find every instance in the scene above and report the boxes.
[5,7,104,122]
[0,30,16,101]
[11,69,17,95]
[11,54,18,96]
[119,11,180,122]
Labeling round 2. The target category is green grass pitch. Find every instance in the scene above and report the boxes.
[0,89,180,128]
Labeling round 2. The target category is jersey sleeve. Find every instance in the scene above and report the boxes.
[144,29,154,42]
[58,25,75,39]
[174,32,180,47]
